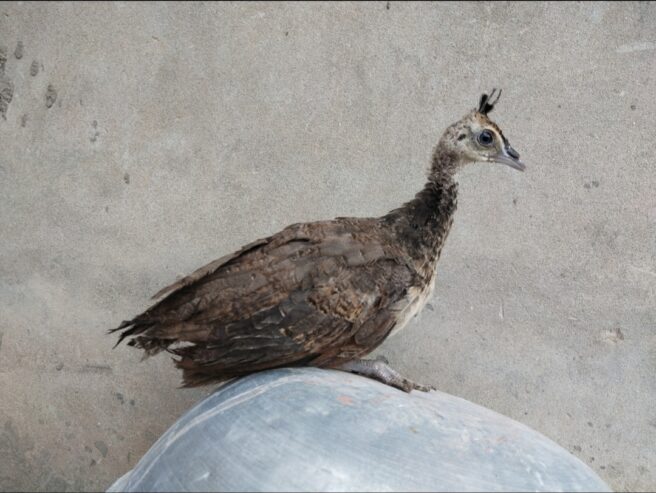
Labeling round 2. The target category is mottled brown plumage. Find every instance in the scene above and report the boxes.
[111,91,524,391]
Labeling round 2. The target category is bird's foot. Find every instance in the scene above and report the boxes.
[336,358,435,393]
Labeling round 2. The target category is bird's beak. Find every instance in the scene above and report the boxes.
[493,145,525,171]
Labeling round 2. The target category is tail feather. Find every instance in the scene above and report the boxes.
[109,318,156,350]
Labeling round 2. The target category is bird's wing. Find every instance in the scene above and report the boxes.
[150,237,270,300]
[111,219,416,384]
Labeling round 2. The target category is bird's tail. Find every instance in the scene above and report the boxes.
[108,319,169,357]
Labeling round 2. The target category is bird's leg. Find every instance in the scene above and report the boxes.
[335,358,435,393]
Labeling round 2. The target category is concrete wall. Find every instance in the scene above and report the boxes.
[0,2,654,491]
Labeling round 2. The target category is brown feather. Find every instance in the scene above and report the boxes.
[110,216,431,385]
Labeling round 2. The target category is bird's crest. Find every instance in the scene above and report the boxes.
[478,88,502,115]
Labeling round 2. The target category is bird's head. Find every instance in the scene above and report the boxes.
[436,89,525,173]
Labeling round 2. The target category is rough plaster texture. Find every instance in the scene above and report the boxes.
[0,2,654,491]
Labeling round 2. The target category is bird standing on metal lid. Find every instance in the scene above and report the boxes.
[111,90,524,392]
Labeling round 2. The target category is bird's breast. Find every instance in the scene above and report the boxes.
[388,273,436,338]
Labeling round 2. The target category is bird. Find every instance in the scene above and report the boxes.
[110,90,524,392]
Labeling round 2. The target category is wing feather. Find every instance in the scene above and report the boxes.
[111,218,417,385]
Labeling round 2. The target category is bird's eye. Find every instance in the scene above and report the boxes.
[477,130,494,147]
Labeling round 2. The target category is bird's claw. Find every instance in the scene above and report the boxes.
[337,358,436,394]
[398,379,435,393]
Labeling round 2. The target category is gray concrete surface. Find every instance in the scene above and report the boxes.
[0,2,654,491]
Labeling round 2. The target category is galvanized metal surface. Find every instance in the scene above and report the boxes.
[108,368,611,492]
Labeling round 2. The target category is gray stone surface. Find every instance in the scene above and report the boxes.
[0,2,653,491]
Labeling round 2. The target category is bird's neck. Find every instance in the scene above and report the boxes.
[383,149,459,264]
